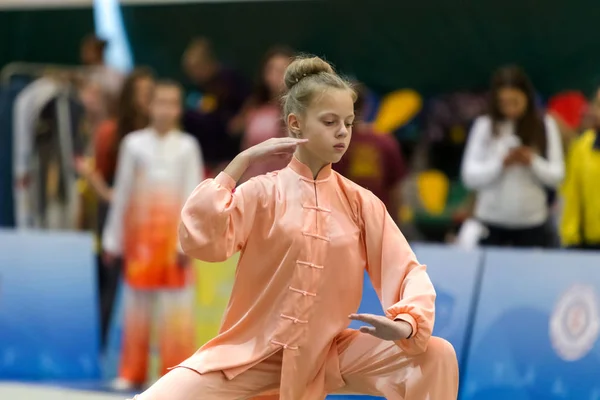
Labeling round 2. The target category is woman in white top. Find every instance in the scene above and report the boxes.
[461,66,565,247]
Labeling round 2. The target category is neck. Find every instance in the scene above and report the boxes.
[294,148,328,179]
[153,123,174,136]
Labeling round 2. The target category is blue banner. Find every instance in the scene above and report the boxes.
[0,230,100,380]
[461,249,600,400]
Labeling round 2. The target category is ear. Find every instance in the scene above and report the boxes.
[287,113,302,137]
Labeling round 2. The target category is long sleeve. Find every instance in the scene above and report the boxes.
[179,172,262,262]
[559,135,583,246]
[102,136,136,254]
[530,116,565,187]
[461,116,504,189]
[362,194,436,355]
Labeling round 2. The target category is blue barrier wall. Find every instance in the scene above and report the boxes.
[3,230,600,400]
[461,249,600,400]
[0,230,100,380]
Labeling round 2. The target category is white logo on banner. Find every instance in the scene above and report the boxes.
[550,284,600,362]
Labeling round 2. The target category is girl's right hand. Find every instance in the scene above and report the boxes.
[503,149,519,167]
[224,138,308,182]
[102,251,118,267]
[242,137,308,163]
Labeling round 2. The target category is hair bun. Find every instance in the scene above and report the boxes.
[284,56,334,90]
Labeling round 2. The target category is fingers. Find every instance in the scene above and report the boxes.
[267,137,308,144]
[348,313,382,325]
[270,141,306,153]
[277,138,308,143]
[358,326,377,335]
[273,152,294,159]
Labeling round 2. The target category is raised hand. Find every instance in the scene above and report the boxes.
[224,137,308,182]
[177,253,190,268]
[102,251,118,268]
[349,313,413,341]
[513,146,534,165]
[503,149,520,167]
[242,137,308,163]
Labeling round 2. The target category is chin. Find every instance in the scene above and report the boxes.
[329,153,345,164]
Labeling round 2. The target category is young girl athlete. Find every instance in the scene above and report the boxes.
[131,56,459,400]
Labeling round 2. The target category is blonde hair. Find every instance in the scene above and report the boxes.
[281,55,356,125]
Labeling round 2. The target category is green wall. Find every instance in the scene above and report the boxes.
[0,8,94,70]
[121,0,600,97]
[2,1,600,96]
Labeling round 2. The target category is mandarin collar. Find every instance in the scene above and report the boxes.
[288,156,332,182]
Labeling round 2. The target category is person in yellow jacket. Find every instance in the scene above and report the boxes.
[560,129,600,249]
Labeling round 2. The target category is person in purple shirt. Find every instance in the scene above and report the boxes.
[182,37,250,172]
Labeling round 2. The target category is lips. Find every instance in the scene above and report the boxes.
[333,144,346,150]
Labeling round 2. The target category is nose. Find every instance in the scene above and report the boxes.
[336,124,349,138]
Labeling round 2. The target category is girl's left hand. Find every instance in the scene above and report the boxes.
[74,156,91,177]
[177,253,190,268]
[349,313,413,341]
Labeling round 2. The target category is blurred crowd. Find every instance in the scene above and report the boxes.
[4,32,600,389]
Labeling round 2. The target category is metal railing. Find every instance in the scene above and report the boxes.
[2,62,87,229]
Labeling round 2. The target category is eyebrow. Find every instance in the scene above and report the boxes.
[319,112,355,119]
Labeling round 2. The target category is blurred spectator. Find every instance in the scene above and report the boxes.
[76,67,154,349]
[421,91,488,180]
[333,83,407,224]
[83,67,155,202]
[182,37,250,173]
[78,79,113,142]
[102,80,203,390]
[461,66,564,247]
[80,34,124,100]
[75,79,113,241]
[560,95,600,250]
[230,46,294,182]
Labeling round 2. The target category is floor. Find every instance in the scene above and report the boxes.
[0,383,128,400]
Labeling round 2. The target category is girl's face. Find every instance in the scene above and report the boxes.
[497,87,528,120]
[288,88,355,166]
[264,55,290,97]
[149,85,182,128]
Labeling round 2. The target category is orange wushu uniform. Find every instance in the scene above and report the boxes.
[175,156,459,400]
[103,128,204,384]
